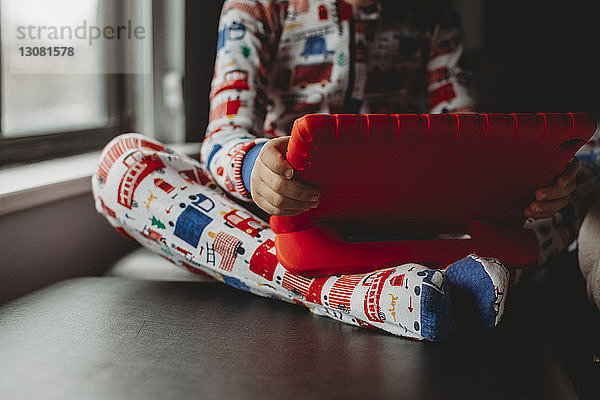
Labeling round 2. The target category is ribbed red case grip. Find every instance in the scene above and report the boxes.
[270,113,597,276]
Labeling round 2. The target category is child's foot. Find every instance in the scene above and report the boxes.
[373,264,456,341]
[413,267,456,341]
[443,255,510,331]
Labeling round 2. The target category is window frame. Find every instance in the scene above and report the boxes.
[0,0,136,166]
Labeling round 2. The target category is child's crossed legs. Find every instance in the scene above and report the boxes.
[93,134,509,341]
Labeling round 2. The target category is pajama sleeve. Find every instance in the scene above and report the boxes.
[200,0,284,201]
[426,9,476,113]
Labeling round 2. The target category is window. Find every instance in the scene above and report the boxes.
[0,0,148,166]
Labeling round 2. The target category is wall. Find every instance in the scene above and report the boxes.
[0,193,139,304]
[475,0,600,113]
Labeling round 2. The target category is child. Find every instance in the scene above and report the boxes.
[93,0,591,341]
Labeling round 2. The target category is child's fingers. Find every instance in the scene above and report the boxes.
[253,193,291,216]
[254,157,319,201]
[556,158,579,188]
[250,136,319,215]
[528,158,578,219]
[254,183,318,216]
[524,197,570,219]
[259,136,294,179]
[535,180,576,202]
[253,166,319,212]
[262,165,319,202]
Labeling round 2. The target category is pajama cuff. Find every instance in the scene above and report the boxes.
[242,142,266,195]
[232,140,267,199]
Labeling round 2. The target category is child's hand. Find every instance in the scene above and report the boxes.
[250,136,320,216]
[525,158,579,219]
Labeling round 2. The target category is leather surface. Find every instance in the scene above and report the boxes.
[0,277,580,400]
[523,251,600,400]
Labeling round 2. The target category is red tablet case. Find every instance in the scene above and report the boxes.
[270,113,597,276]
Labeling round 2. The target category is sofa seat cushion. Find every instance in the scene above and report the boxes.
[0,277,583,399]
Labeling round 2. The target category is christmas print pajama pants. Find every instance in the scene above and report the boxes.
[92,134,599,341]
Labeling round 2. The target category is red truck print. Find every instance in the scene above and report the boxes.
[248,239,326,304]
[117,151,166,209]
[362,268,395,323]
[154,178,175,194]
[279,271,328,305]
[249,239,279,281]
[97,136,166,184]
[209,98,243,123]
[248,239,285,283]
[210,70,250,100]
[222,208,268,238]
[293,62,333,88]
[141,225,165,244]
[277,268,329,304]
[327,274,366,313]
[429,82,456,110]
[281,273,313,299]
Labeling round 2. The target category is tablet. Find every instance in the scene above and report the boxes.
[270,113,596,276]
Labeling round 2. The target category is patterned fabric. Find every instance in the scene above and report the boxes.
[575,122,600,165]
[201,0,475,200]
[523,162,600,265]
[93,134,510,341]
[213,231,243,272]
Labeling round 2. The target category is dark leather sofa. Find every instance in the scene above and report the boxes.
[0,251,598,399]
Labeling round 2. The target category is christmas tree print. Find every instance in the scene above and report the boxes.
[241,46,251,58]
[336,51,349,66]
[150,216,166,229]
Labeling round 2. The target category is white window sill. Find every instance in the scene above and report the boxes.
[0,143,200,216]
